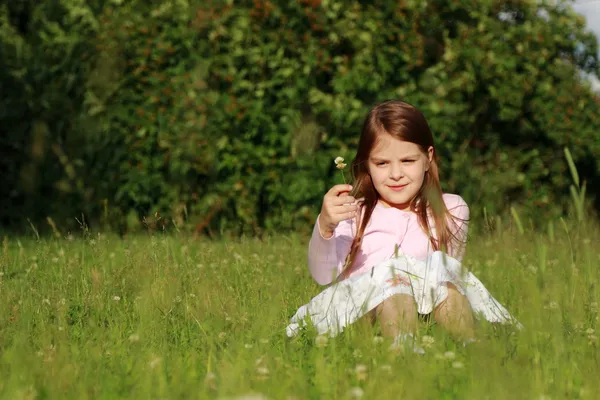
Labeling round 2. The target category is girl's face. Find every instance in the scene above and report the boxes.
[368,134,433,210]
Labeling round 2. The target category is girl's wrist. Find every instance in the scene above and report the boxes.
[317,215,335,238]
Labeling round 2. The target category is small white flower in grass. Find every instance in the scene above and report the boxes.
[347,387,364,399]
[259,338,269,344]
[58,249,65,257]
[315,335,328,348]
[256,366,269,376]
[109,252,115,259]
[589,335,597,345]
[352,349,362,359]
[42,299,51,305]
[204,372,217,389]
[244,343,253,349]
[372,336,384,345]
[452,361,464,369]
[443,351,456,360]
[421,335,435,348]
[51,257,59,263]
[218,332,227,340]
[113,296,121,301]
[233,394,268,400]
[354,364,367,381]
[149,357,162,369]
[591,302,598,312]
[334,156,344,165]
[379,364,392,373]
[129,333,140,343]
[586,328,595,335]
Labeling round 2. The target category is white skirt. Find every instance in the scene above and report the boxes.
[286,251,522,337]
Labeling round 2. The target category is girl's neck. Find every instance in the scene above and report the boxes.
[377,198,413,212]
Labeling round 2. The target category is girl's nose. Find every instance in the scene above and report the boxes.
[389,163,403,180]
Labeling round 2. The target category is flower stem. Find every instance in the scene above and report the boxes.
[339,169,346,184]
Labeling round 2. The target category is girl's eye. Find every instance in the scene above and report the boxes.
[376,162,387,166]
[403,160,415,164]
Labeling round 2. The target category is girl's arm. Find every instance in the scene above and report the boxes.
[446,195,470,261]
[308,216,354,285]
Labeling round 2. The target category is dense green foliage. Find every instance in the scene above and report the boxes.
[0,220,599,398]
[1,0,599,235]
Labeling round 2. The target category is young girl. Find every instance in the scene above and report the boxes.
[286,100,519,350]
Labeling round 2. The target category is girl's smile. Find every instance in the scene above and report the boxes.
[388,184,408,192]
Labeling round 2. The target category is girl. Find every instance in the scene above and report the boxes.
[286,100,519,350]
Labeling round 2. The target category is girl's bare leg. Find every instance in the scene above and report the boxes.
[433,283,476,340]
[370,294,418,337]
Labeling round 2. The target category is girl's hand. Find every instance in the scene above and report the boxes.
[318,184,357,238]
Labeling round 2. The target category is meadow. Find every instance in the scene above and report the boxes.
[0,216,599,400]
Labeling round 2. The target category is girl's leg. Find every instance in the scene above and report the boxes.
[433,283,475,340]
[372,294,418,337]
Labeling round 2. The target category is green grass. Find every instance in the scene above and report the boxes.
[0,220,599,399]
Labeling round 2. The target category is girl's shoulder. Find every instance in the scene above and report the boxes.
[442,193,468,209]
[441,193,469,219]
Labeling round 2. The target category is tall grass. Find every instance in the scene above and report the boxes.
[0,213,598,399]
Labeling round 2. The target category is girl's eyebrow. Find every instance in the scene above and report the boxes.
[370,154,420,160]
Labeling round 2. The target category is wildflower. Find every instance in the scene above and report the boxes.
[421,335,435,348]
[204,372,216,389]
[379,364,392,373]
[586,328,595,335]
[372,336,384,345]
[52,257,59,263]
[315,335,328,348]
[354,364,367,381]
[443,351,456,360]
[129,333,140,342]
[149,357,162,369]
[42,298,51,305]
[348,387,364,399]
[352,349,362,359]
[452,361,464,369]
[244,343,253,349]
[259,338,269,344]
[256,366,269,376]
[113,296,121,301]
[334,156,348,183]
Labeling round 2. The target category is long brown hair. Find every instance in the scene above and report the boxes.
[342,100,465,274]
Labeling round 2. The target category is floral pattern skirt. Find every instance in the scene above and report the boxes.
[286,251,521,337]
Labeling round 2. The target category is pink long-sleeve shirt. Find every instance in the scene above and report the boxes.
[308,193,470,285]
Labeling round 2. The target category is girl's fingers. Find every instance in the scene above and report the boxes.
[327,184,353,198]
[341,211,357,221]
[332,204,358,215]
[331,195,356,206]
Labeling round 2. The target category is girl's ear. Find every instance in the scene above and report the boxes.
[426,146,434,170]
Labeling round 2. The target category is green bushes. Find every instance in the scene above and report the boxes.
[1,0,599,235]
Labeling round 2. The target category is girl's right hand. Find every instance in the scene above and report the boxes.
[318,184,357,238]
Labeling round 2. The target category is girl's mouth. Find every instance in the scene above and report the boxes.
[388,184,408,192]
